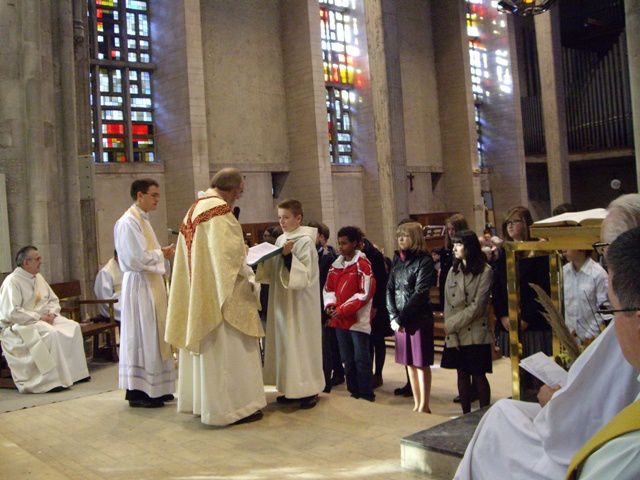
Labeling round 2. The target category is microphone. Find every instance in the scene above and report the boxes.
[233,206,240,220]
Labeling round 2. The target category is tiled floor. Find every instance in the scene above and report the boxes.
[0,352,513,479]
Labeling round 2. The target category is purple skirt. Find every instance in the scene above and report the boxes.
[395,324,434,367]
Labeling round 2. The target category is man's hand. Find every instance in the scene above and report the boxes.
[537,384,561,407]
[500,316,510,330]
[40,312,56,324]
[162,243,175,259]
[326,306,337,318]
[390,319,401,332]
[282,240,294,256]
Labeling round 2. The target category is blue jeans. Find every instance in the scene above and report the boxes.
[335,329,374,399]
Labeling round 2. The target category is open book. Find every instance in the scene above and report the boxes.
[246,242,283,267]
[519,352,568,387]
[533,208,607,227]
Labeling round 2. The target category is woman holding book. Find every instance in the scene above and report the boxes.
[441,230,493,414]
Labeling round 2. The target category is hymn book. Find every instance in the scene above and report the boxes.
[246,242,283,267]
[519,352,569,388]
[532,208,607,227]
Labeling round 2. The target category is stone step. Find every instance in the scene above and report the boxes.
[400,406,489,478]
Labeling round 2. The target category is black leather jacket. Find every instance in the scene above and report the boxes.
[386,250,436,334]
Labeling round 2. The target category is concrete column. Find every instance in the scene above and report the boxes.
[73,0,99,291]
[364,0,408,255]
[626,0,640,191]
[280,0,335,229]
[153,0,210,232]
[431,0,484,231]
[535,5,570,211]
[22,1,54,278]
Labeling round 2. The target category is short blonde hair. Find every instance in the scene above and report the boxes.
[396,222,425,252]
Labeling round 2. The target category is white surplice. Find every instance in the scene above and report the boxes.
[256,226,324,399]
[0,268,89,393]
[93,257,122,321]
[114,205,175,398]
[455,322,640,480]
[166,191,266,426]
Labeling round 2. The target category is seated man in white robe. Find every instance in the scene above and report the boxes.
[455,194,640,480]
[93,250,122,322]
[166,168,266,426]
[0,246,89,393]
[565,226,640,480]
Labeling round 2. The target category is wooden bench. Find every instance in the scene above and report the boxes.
[50,280,119,362]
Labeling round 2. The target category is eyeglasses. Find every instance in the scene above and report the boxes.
[506,219,523,226]
[592,242,609,256]
[596,306,640,315]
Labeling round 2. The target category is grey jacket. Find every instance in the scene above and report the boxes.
[443,263,493,348]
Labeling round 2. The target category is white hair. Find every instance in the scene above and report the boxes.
[602,194,640,243]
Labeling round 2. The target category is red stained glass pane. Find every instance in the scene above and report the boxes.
[132,124,149,135]
[97,8,103,18]
[105,123,124,134]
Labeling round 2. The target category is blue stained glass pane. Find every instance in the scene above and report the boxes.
[131,97,152,108]
[128,52,138,62]
[138,14,148,36]
[140,53,150,62]
[126,0,147,11]
[126,13,136,35]
[140,71,151,94]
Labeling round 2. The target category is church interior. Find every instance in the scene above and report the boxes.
[0,0,639,478]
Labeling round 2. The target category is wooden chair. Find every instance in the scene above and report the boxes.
[50,280,119,362]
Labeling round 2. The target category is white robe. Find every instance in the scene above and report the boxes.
[114,205,175,398]
[257,226,324,399]
[166,191,266,426]
[0,268,89,393]
[455,322,640,479]
[93,257,122,321]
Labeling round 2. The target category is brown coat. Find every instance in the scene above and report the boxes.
[444,263,493,348]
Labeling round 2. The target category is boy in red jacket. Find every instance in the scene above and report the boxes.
[323,226,376,401]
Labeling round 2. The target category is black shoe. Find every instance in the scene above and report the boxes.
[454,394,479,403]
[74,376,91,384]
[160,394,175,402]
[323,384,332,393]
[372,374,383,389]
[47,386,68,393]
[350,393,360,399]
[330,376,345,386]
[276,395,298,404]
[232,410,263,425]
[129,398,165,408]
[394,384,412,397]
[299,395,318,409]
[360,393,376,402]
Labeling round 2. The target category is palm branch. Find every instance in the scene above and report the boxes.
[529,283,580,362]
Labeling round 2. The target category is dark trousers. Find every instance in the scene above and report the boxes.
[335,329,373,399]
[322,324,344,386]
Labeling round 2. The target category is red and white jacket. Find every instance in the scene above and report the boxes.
[323,251,376,333]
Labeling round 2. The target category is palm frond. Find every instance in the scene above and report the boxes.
[529,283,580,361]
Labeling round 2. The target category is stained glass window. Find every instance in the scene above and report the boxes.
[320,0,361,164]
[465,0,513,168]
[88,0,155,163]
